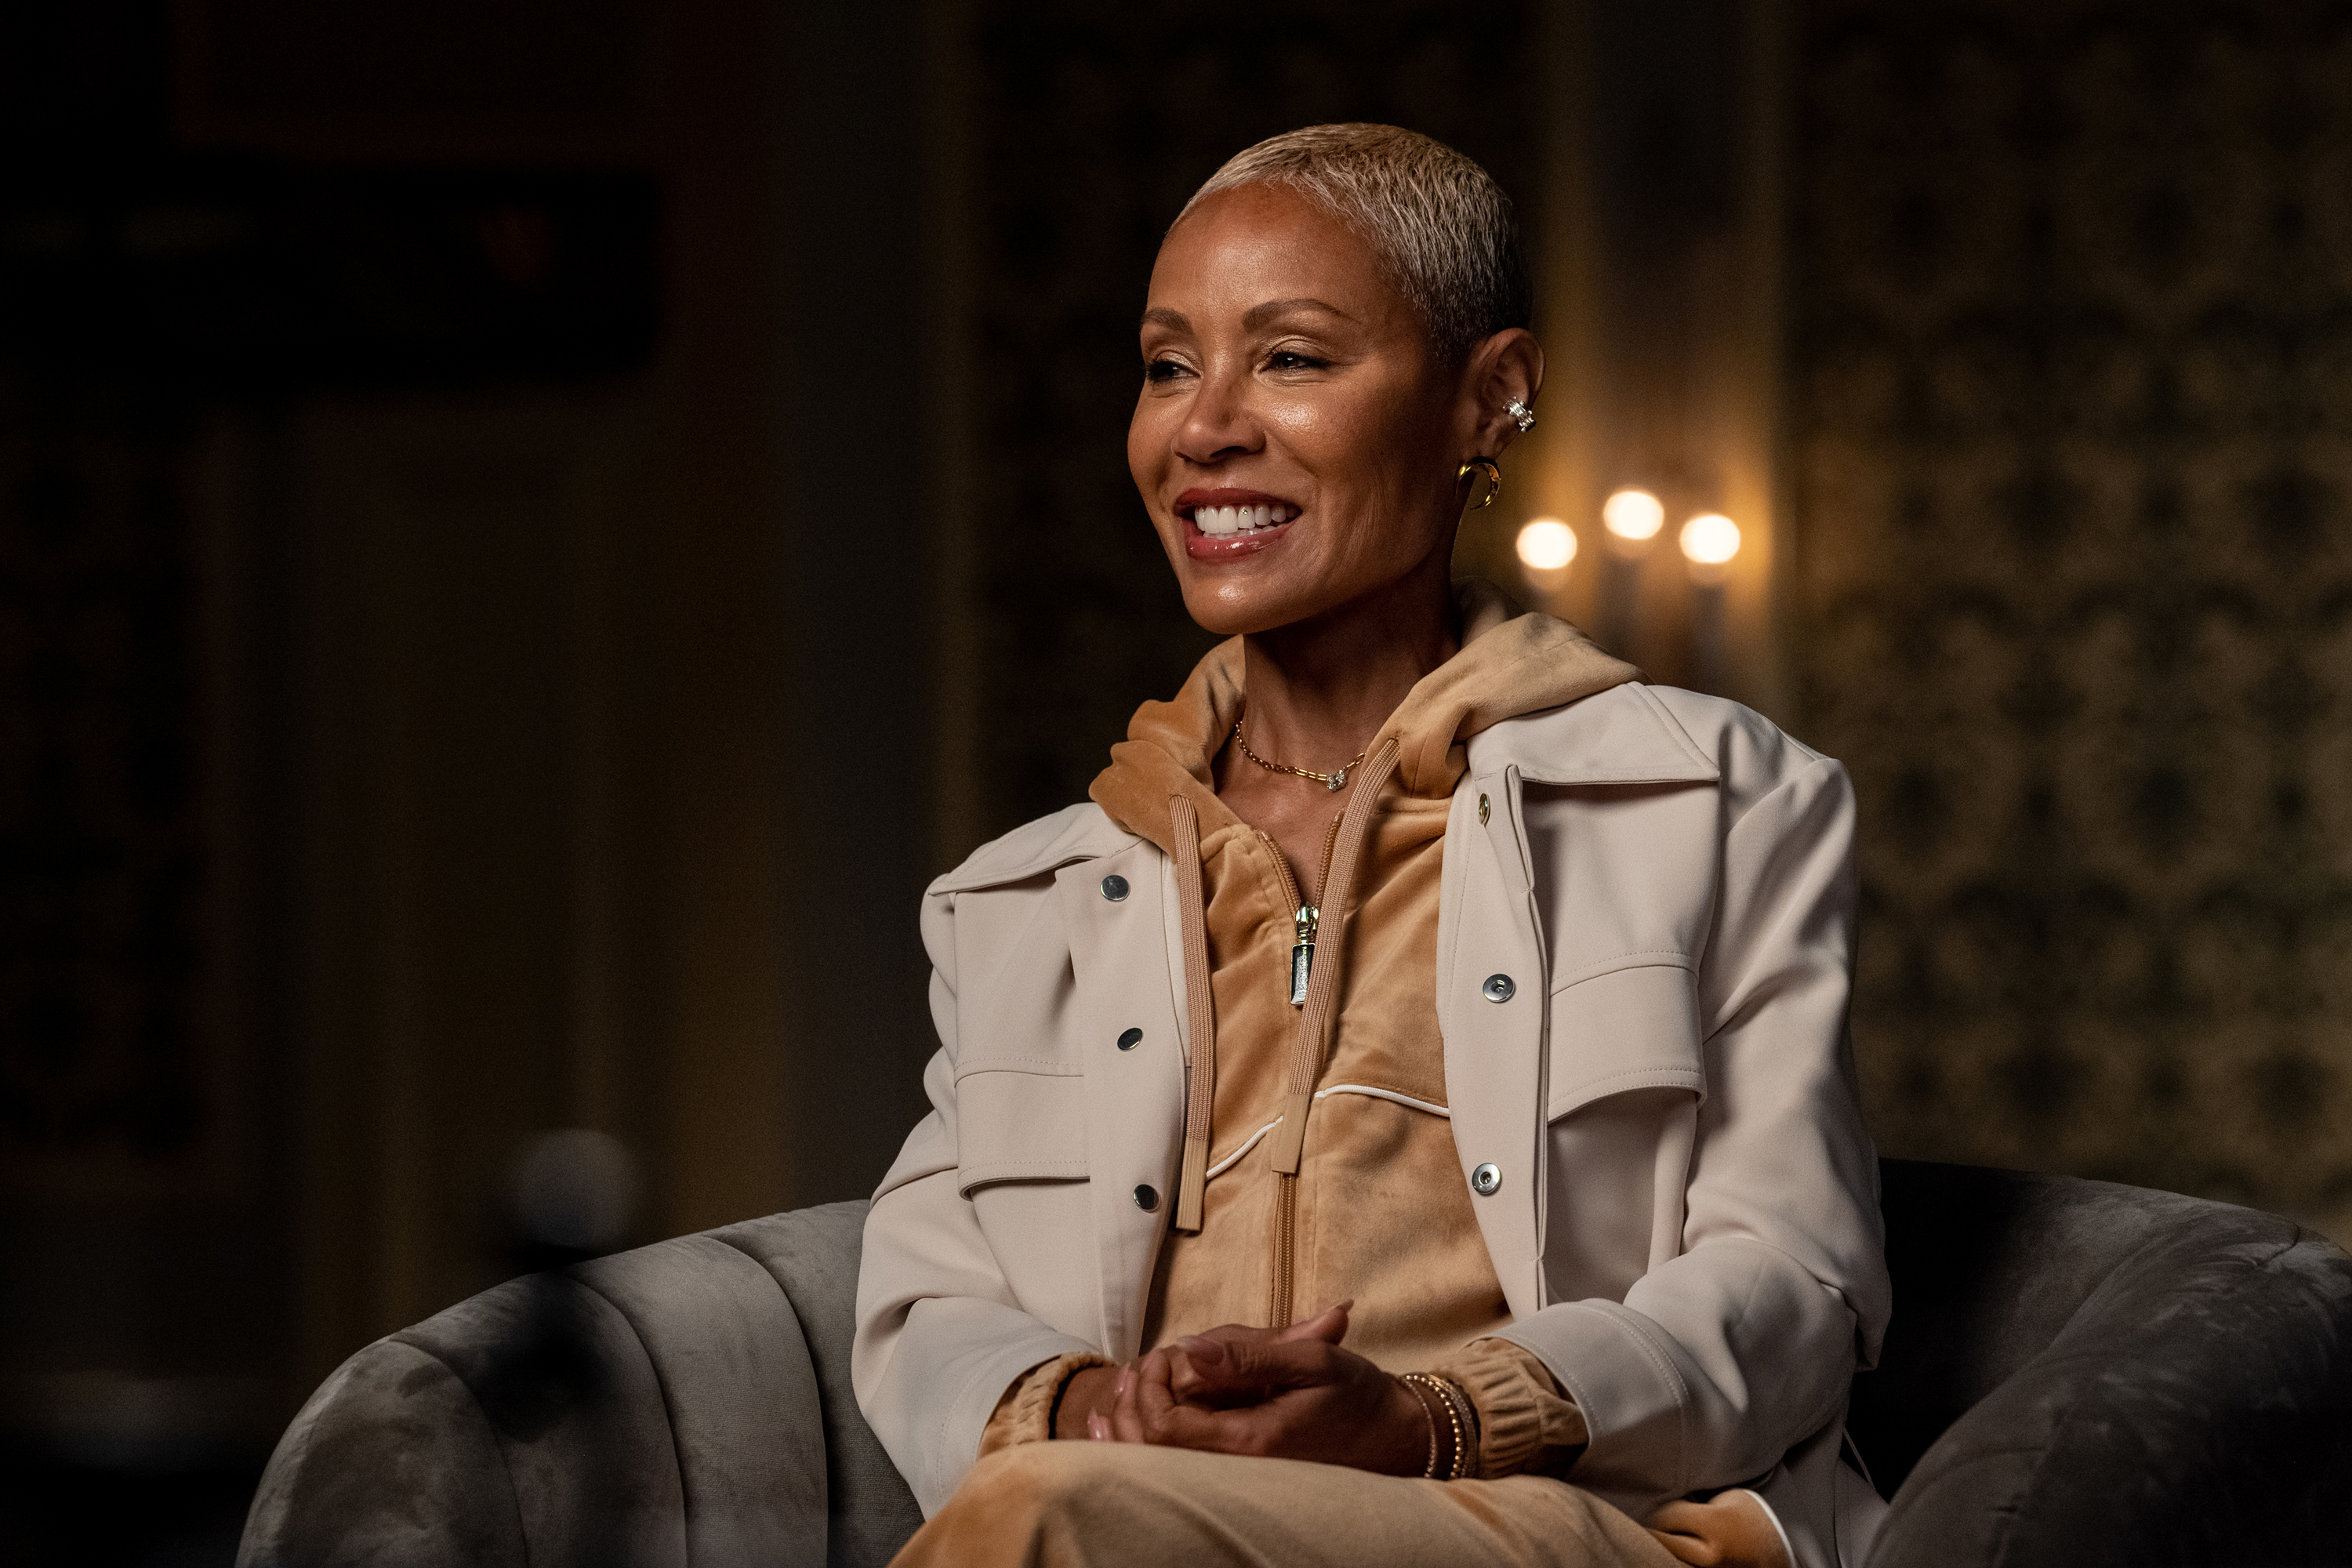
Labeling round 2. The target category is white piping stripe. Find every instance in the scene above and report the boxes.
[1315,1083,1452,1118]
[1200,1086,1452,1181]
[1205,1120,1281,1179]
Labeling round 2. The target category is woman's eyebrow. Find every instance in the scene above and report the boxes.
[1141,299,1358,332]
[1242,297,1353,329]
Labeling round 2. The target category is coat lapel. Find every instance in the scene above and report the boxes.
[1055,842,1185,1358]
[1438,763,1552,1316]
[1442,688,1719,1316]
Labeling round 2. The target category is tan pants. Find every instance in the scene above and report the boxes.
[889,1442,1683,1568]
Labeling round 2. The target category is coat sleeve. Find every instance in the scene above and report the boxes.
[1497,754,1888,1507]
[850,887,1098,1515]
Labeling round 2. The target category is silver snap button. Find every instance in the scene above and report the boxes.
[1116,1027,1142,1051]
[1479,793,1490,826]
[1133,1184,1160,1211]
[1471,1163,1501,1196]
[1101,874,1130,902]
[1481,974,1515,1003]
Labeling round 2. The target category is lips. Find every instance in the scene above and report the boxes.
[1176,488,1302,559]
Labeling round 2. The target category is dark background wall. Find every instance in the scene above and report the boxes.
[1791,0,2352,1231]
[2,1,2349,1563]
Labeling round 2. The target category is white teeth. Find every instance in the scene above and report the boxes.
[1192,503,1293,536]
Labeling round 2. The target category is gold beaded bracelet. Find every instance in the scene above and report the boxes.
[1399,1373,1472,1481]
[1399,1375,1443,1477]
[1438,1377,1481,1479]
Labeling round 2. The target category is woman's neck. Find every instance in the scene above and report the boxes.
[1237,561,1461,768]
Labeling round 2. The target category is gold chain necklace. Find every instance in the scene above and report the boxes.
[1232,711,1368,792]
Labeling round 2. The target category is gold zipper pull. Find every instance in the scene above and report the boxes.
[1289,904,1318,1006]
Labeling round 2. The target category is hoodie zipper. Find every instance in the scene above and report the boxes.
[1256,815,1343,1327]
[1262,815,1346,1006]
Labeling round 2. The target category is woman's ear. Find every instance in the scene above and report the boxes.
[1464,328,1545,458]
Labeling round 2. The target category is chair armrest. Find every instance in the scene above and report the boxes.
[241,1232,834,1568]
[706,1200,924,1567]
[1869,1218,2352,1567]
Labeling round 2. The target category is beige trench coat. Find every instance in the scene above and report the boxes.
[854,683,1894,1567]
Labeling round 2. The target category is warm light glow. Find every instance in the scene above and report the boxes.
[1515,517,1578,571]
[1602,488,1664,540]
[1680,513,1742,565]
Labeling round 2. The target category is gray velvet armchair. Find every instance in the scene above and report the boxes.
[238,1161,2352,1568]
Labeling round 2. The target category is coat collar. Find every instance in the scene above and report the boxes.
[929,683,1717,901]
[1465,683,1719,787]
[927,804,1141,895]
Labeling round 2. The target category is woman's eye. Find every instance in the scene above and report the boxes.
[1267,350,1329,372]
[1144,358,1191,384]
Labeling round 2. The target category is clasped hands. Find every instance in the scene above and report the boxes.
[1053,1301,1432,1475]
[1052,1303,1794,1568]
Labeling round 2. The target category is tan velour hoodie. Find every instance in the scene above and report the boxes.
[983,582,1641,1477]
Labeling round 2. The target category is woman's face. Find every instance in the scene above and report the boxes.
[1128,183,1483,637]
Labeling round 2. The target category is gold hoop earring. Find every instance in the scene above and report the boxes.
[1457,457,1501,510]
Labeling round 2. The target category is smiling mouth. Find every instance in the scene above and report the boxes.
[1184,502,1295,539]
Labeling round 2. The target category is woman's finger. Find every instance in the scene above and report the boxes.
[1135,1351,1265,1453]
[1107,1360,1144,1444]
[1169,1336,1272,1406]
[1134,1348,1188,1439]
[1202,1331,1351,1395]
[1279,1301,1353,1344]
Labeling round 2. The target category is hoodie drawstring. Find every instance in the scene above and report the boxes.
[1169,794,1217,1232]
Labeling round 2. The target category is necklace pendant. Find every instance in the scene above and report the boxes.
[1326,768,1347,791]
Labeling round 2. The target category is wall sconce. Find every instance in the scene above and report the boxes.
[1680,512,1739,691]
[1602,488,1664,545]
[1515,516,1576,611]
[1594,489,1661,653]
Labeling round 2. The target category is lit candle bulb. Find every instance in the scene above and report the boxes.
[1602,488,1664,542]
[1515,517,1577,570]
[1679,512,1740,572]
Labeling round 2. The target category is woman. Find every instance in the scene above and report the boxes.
[854,125,1889,1568]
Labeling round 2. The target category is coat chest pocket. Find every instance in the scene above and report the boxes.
[1546,957,1704,1120]
[954,1067,1091,1196]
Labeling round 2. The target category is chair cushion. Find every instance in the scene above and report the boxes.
[1855,1160,2352,1567]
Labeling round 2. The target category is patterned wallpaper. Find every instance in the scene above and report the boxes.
[962,0,1541,837]
[1792,2,2352,1228]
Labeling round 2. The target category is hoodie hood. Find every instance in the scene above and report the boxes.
[1091,579,1642,854]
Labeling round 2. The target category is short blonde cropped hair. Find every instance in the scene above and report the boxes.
[1176,123,1534,362]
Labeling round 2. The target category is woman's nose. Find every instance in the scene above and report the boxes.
[1174,365,1261,464]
